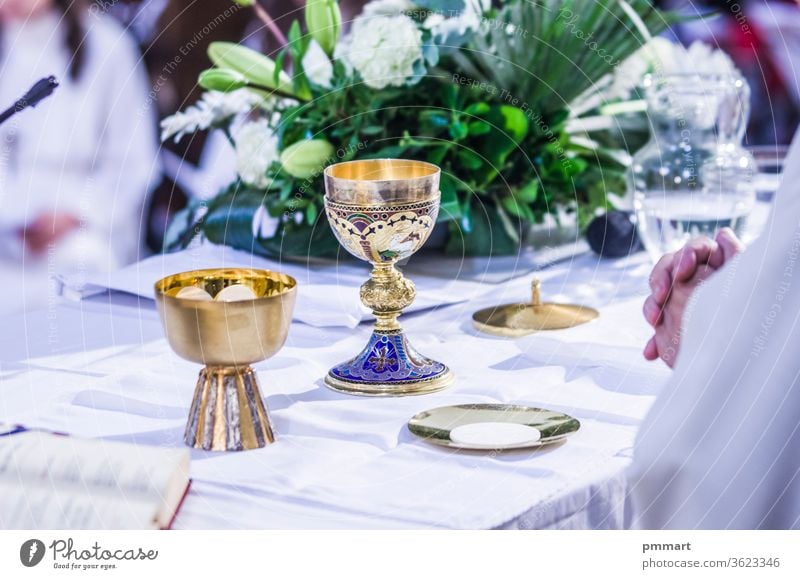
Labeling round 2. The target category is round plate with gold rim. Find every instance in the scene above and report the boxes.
[407,404,580,450]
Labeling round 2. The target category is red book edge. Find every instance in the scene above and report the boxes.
[163,479,192,531]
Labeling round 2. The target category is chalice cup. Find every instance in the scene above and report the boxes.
[323,159,454,396]
[154,268,297,451]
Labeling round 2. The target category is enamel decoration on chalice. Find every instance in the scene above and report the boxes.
[323,159,454,396]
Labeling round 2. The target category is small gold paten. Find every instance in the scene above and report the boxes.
[154,268,297,451]
[472,278,598,337]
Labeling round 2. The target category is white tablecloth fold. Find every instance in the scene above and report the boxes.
[56,243,491,329]
[2,249,668,529]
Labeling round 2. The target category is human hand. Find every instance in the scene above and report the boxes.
[20,212,80,254]
[642,228,744,367]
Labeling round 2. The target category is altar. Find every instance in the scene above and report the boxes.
[0,243,669,529]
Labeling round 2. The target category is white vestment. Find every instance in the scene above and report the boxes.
[0,11,158,313]
[628,130,800,529]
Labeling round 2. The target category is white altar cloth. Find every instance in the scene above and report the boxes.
[0,245,668,529]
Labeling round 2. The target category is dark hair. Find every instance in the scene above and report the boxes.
[55,0,87,81]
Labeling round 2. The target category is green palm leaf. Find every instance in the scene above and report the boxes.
[463,0,679,115]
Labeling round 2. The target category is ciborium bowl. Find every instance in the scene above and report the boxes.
[155,268,296,451]
[323,159,454,396]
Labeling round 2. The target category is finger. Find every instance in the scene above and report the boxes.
[643,336,659,360]
[674,237,718,282]
[643,295,663,327]
[649,253,674,304]
[716,227,745,263]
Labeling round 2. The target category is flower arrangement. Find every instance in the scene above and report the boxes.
[162,0,677,259]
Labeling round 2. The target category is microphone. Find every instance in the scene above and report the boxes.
[0,76,59,126]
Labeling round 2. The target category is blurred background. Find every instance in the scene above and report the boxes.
[123,0,800,252]
[0,0,797,314]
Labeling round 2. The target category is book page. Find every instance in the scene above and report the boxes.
[0,482,156,529]
[0,432,187,502]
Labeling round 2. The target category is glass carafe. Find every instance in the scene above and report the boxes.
[630,74,757,261]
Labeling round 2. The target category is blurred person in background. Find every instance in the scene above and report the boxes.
[659,0,800,145]
[0,0,158,313]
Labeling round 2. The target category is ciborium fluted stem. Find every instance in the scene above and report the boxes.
[185,365,275,451]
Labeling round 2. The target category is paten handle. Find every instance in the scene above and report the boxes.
[531,278,541,307]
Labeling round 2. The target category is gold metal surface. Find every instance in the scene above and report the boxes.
[324,370,454,397]
[324,158,440,205]
[154,268,296,451]
[323,159,453,396]
[408,403,581,450]
[472,278,599,337]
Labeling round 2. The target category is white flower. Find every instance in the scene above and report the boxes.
[234,119,277,189]
[340,14,423,89]
[423,0,486,43]
[679,41,739,75]
[361,0,415,18]
[160,89,262,142]
[302,39,334,88]
[609,39,740,99]
[159,110,207,144]
[201,89,262,120]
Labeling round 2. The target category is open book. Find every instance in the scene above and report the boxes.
[0,425,190,529]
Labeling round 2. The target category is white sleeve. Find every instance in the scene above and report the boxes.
[627,130,800,529]
[75,17,160,264]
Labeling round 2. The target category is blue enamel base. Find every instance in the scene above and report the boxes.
[326,329,452,395]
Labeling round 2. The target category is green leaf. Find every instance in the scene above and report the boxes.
[464,102,490,116]
[456,148,484,170]
[517,181,539,203]
[280,139,335,179]
[202,185,265,251]
[494,105,529,143]
[457,0,680,115]
[256,218,340,260]
[467,121,491,136]
[438,173,462,221]
[273,47,288,87]
[305,202,319,226]
[360,125,384,136]
[163,206,196,251]
[305,0,341,56]
[422,42,439,67]
[198,68,248,92]
[287,21,313,101]
[445,202,521,256]
[501,194,535,222]
[449,121,468,140]
[470,104,529,183]
[208,42,300,99]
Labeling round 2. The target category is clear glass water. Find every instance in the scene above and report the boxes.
[631,74,757,261]
[637,191,753,260]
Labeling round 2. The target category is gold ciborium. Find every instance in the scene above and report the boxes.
[154,268,296,451]
[323,159,454,396]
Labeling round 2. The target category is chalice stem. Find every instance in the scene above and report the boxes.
[326,261,451,396]
[365,262,415,332]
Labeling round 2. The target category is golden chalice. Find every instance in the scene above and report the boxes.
[154,268,297,451]
[323,159,454,396]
